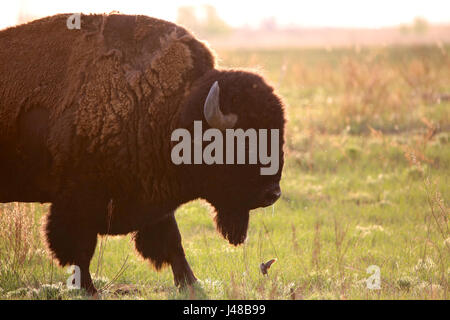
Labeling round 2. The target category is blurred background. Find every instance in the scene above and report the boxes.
[1,0,450,47]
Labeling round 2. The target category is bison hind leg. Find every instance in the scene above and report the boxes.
[44,200,100,295]
[134,213,196,287]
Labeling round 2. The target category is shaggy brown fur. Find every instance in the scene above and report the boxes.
[0,13,285,294]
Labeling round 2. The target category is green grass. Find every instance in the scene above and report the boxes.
[0,45,449,299]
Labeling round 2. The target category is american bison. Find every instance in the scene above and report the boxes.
[0,13,285,295]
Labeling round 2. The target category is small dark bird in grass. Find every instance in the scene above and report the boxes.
[260,259,277,276]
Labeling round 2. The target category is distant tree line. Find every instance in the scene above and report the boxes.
[399,17,430,35]
[177,5,231,37]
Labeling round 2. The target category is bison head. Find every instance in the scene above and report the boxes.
[176,70,285,245]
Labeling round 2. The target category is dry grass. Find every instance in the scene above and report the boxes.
[0,203,40,271]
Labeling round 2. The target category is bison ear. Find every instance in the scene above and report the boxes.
[203,81,238,131]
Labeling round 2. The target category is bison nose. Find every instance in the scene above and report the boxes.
[263,185,281,205]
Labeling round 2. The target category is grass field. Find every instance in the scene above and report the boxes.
[0,45,449,300]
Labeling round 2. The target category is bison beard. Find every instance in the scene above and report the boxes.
[0,13,285,295]
[214,209,250,246]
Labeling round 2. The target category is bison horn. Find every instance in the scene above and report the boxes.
[203,81,238,130]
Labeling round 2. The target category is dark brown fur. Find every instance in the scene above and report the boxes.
[0,13,285,294]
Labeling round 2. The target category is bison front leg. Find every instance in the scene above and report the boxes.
[134,213,196,287]
[44,200,99,295]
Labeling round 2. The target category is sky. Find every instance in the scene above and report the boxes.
[1,0,450,30]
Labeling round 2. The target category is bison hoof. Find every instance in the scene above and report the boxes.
[81,282,98,297]
[91,292,101,300]
[174,272,197,288]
